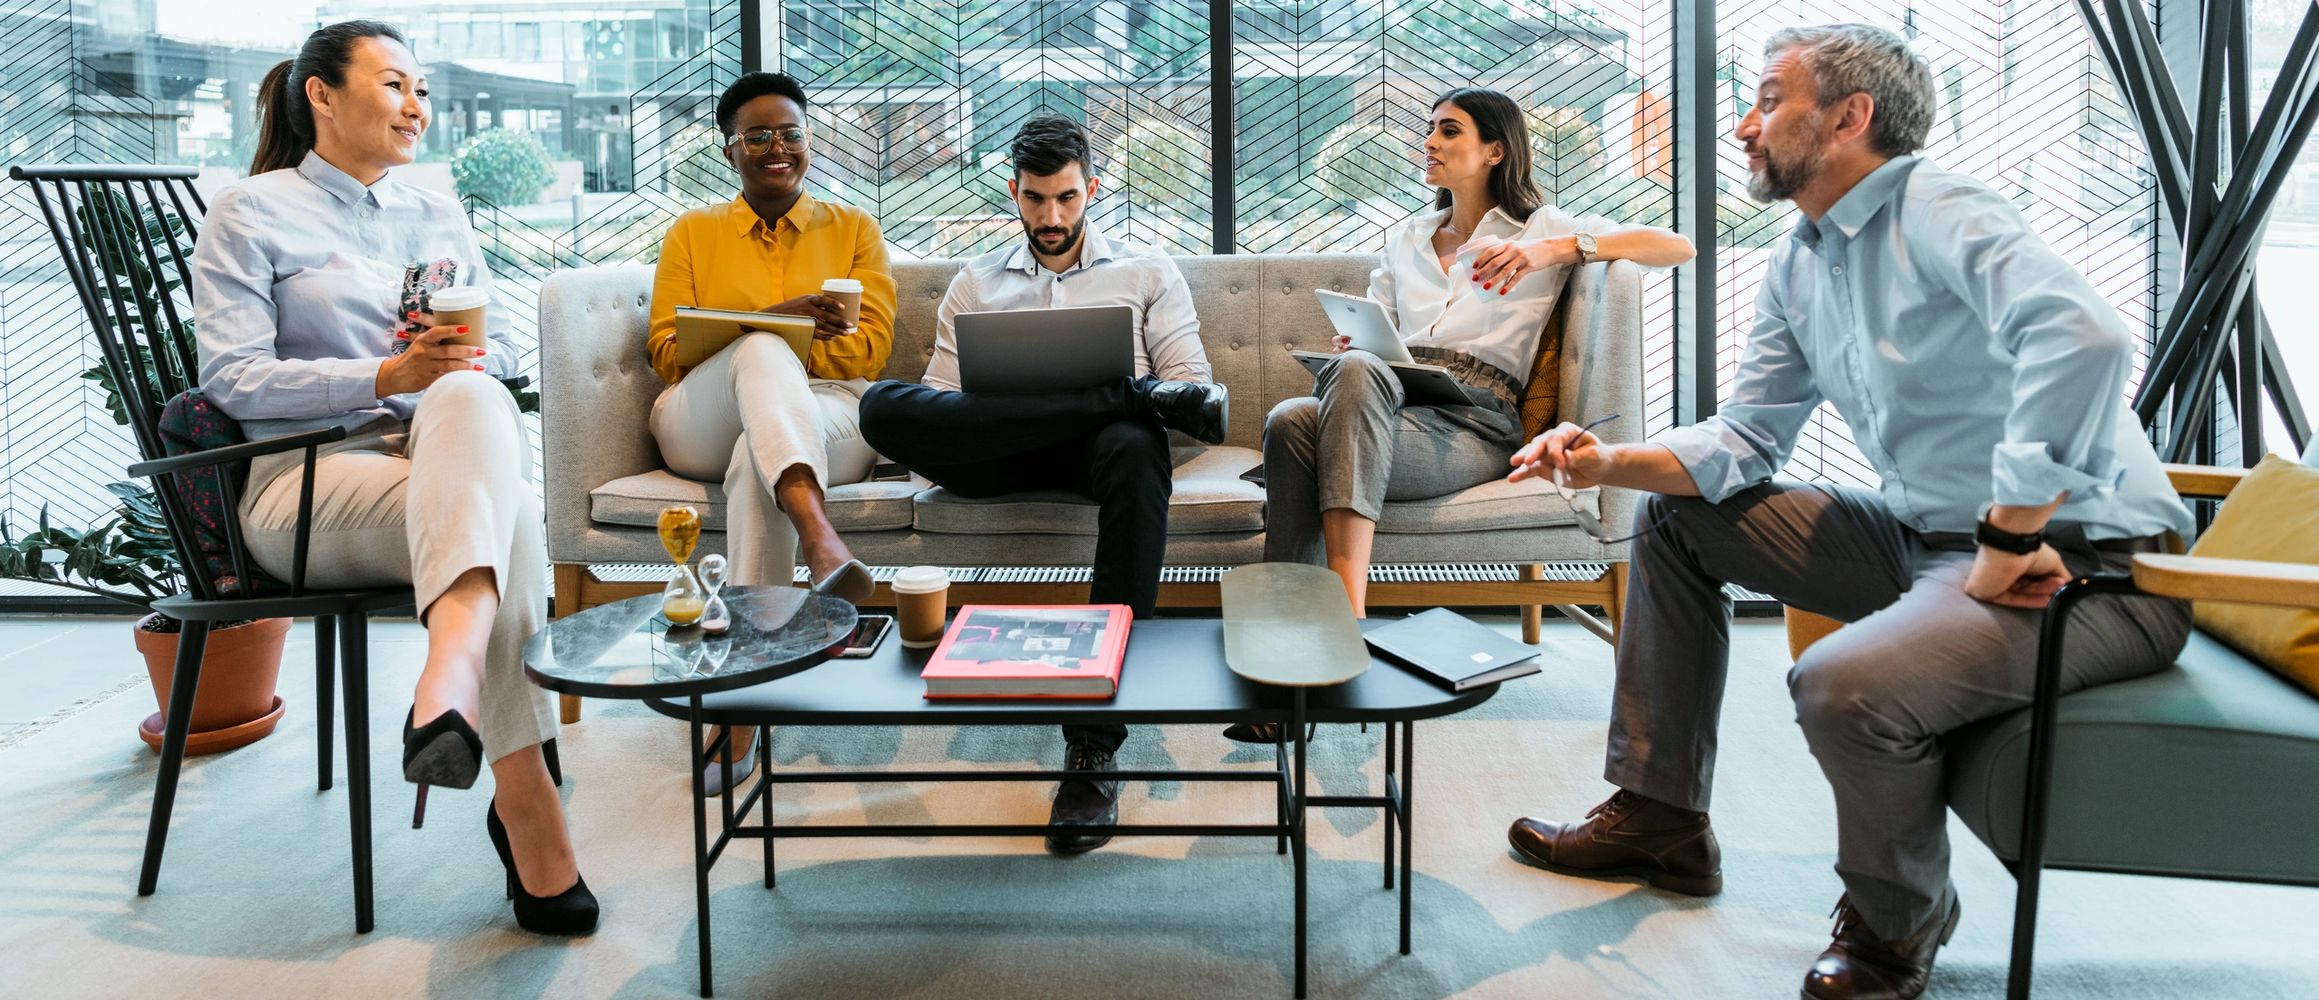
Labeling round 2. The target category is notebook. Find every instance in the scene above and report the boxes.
[1362,608,1542,692]
[921,605,1133,698]
[671,307,815,370]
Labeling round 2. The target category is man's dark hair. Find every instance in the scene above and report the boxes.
[1009,113,1093,178]
[715,72,809,136]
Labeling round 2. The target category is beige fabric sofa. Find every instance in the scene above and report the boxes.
[539,254,1642,717]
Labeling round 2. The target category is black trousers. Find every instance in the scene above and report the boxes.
[858,379,1172,755]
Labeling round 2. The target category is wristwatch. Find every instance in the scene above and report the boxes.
[1573,232,1598,264]
[1974,515,2046,555]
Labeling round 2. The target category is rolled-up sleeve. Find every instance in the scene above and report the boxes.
[1142,256,1209,383]
[1912,184,2131,506]
[193,188,381,420]
[1649,266,1823,501]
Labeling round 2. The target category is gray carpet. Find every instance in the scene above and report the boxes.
[1,618,2313,999]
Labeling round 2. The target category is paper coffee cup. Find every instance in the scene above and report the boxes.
[889,565,950,648]
[428,286,489,348]
[821,277,863,330]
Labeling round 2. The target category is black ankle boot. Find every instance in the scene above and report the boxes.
[486,801,599,936]
[402,707,481,790]
[1136,376,1229,444]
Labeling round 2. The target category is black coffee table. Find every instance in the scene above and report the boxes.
[612,604,1499,997]
[521,585,857,995]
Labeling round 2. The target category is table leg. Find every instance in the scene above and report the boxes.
[1399,720,1413,956]
[1273,724,1288,855]
[1293,688,1308,1000]
[760,725,776,889]
[1383,722,1396,890]
[690,697,714,997]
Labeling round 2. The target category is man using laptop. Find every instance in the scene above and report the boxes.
[857,112,1227,855]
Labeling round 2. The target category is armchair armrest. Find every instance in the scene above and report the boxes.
[2160,463,2247,499]
[125,424,349,479]
[2130,552,2319,609]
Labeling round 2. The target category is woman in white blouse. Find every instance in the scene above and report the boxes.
[191,21,592,933]
[1259,87,1694,626]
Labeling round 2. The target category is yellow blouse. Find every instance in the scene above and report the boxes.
[646,192,897,385]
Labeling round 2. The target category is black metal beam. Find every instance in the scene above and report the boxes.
[740,0,762,74]
[1674,0,1717,424]
[1208,0,1234,254]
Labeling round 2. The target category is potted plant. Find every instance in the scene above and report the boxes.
[0,189,289,754]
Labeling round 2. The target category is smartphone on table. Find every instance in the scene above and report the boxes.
[836,614,894,658]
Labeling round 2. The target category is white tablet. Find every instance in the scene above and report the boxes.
[1313,289,1415,363]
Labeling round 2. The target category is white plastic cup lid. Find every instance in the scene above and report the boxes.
[820,277,864,294]
[428,286,488,311]
[889,565,949,594]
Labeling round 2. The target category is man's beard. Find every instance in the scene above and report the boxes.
[1023,217,1086,257]
[1746,140,1824,203]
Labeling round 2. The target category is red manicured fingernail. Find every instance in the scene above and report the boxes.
[395,331,410,340]
[457,325,470,333]
[1482,283,1491,290]
[471,363,484,371]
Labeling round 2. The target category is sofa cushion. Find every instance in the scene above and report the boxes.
[591,470,921,533]
[913,445,1264,535]
[1375,476,1590,534]
[2185,453,2319,695]
[1945,629,2319,883]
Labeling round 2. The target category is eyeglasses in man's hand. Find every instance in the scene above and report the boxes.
[1534,413,1676,546]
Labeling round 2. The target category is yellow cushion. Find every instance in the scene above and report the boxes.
[2188,454,2319,694]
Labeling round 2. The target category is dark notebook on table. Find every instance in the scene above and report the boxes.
[1363,608,1542,692]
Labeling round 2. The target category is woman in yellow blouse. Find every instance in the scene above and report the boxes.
[648,72,896,792]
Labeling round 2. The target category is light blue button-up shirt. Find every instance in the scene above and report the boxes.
[1652,156,2191,541]
[192,151,516,440]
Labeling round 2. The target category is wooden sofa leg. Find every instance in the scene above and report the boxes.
[553,564,586,725]
[1520,564,1545,643]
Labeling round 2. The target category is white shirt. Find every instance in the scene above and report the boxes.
[1369,203,1642,380]
[920,223,1209,391]
[193,152,514,441]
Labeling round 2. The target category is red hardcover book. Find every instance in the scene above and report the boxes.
[920,605,1133,699]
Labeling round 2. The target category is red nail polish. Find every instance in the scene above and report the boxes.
[1482,283,1491,290]
[457,325,470,333]
[395,331,410,339]
[471,363,484,371]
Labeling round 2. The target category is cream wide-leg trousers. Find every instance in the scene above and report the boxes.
[240,370,556,764]
[648,332,875,587]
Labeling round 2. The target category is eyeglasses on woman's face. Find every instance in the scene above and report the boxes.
[725,126,810,154]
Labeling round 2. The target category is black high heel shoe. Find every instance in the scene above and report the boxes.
[486,801,600,935]
[402,707,482,789]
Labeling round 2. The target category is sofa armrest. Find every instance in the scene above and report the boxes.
[2161,463,2247,500]
[2131,552,2319,609]
[1556,259,1646,558]
[537,264,667,561]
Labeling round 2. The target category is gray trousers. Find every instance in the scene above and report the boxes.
[1609,482,2191,939]
[1262,350,1524,562]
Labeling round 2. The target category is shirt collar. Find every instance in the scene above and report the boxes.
[730,191,817,238]
[1820,154,1918,239]
[296,150,402,210]
[1005,221,1117,274]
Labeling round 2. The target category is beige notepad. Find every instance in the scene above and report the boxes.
[671,307,815,369]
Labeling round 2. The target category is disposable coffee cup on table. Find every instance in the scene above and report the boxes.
[890,565,951,648]
[821,277,864,331]
[427,286,489,348]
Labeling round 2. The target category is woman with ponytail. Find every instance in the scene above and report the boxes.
[191,20,595,935]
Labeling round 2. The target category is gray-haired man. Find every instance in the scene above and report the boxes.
[1501,24,2193,1000]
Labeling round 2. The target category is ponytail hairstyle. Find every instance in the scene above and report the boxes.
[1430,87,1546,222]
[250,19,407,175]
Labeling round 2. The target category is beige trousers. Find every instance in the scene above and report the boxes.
[649,332,875,587]
[240,370,556,764]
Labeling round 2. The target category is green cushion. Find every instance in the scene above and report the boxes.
[1945,630,2319,883]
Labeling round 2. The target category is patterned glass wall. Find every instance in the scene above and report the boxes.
[779,0,1214,257]
[1711,4,2157,486]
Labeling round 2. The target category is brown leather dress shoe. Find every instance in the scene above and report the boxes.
[1506,789,1722,896]
[1801,893,1962,1000]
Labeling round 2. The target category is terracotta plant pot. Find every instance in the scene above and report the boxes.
[133,614,291,754]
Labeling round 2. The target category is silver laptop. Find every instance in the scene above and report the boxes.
[954,305,1135,394]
